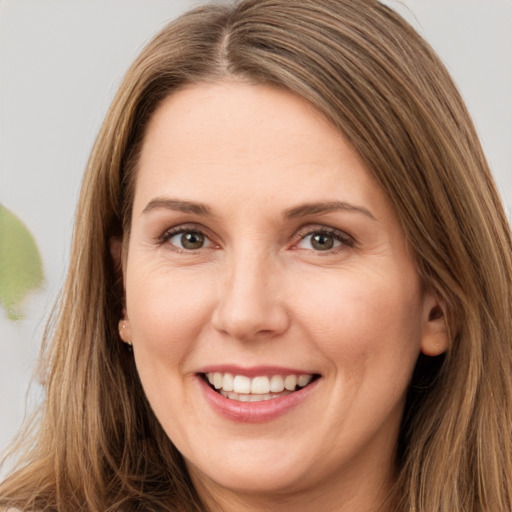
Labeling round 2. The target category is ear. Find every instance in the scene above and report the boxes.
[118,318,133,345]
[110,236,132,345]
[420,293,449,356]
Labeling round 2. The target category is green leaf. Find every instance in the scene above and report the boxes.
[0,203,44,320]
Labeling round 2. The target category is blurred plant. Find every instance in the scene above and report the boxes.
[0,203,44,320]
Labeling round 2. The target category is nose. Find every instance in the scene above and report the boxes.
[211,252,290,341]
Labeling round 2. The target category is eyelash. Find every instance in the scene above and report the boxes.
[293,226,355,253]
[158,224,216,253]
[158,224,355,253]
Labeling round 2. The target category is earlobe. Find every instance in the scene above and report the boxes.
[420,296,449,357]
[110,236,131,348]
[118,318,133,347]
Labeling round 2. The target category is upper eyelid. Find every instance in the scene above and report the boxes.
[290,229,356,257]
[160,223,212,240]
[293,224,355,241]
[158,224,218,252]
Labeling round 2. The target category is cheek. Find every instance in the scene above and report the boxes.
[125,266,218,444]
[294,266,424,375]
[125,265,215,377]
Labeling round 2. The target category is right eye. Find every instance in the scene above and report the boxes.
[162,228,214,251]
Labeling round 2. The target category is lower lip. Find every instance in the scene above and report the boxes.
[197,376,320,423]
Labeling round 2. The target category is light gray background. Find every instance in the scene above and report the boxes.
[1,0,511,460]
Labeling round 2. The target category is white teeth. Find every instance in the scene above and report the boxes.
[233,375,251,394]
[284,375,297,391]
[251,376,270,394]
[270,375,285,392]
[206,371,315,400]
[220,389,293,401]
[222,372,234,391]
[213,372,223,389]
[298,374,313,387]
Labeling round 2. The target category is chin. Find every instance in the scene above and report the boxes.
[188,455,315,497]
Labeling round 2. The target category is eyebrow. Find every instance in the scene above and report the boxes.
[141,197,376,221]
[284,201,376,221]
[142,198,213,216]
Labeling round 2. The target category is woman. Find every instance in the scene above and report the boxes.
[1,0,511,510]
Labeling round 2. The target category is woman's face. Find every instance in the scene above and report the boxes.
[120,82,446,509]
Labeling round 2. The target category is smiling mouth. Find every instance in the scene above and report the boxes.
[203,372,320,402]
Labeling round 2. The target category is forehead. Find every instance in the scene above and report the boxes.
[140,81,345,165]
[132,81,390,220]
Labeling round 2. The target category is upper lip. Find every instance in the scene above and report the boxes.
[196,365,319,378]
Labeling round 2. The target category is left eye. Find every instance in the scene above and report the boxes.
[167,230,211,250]
[296,230,347,251]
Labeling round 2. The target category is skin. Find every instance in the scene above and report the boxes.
[119,82,447,512]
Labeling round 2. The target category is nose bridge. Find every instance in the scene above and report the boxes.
[212,245,289,340]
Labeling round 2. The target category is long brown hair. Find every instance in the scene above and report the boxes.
[1,1,511,510]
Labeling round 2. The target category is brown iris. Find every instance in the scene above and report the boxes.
[310,232,334,250]
[181,232,205,250]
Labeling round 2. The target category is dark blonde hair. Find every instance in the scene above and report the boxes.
[1,1,511,511]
